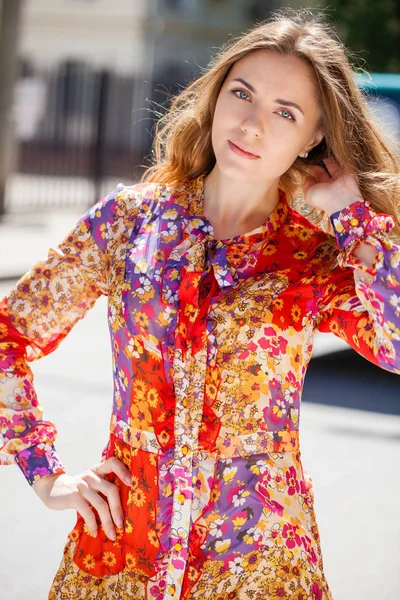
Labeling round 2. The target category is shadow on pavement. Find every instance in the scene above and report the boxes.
[305,349,400,416]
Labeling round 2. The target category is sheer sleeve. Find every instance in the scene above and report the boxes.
[0,184,140,485]
[314,198,400,375]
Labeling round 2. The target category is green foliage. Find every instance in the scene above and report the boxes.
[319,0,400,72]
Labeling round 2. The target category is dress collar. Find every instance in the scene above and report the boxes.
[185,173,290,244]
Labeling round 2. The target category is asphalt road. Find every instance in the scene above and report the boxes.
[0,286,399,600]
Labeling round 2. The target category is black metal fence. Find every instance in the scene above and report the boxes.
[6,59,168,212]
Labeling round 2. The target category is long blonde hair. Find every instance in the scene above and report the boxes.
[141,7,400,237]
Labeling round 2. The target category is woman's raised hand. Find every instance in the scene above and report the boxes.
[31,457,132,541]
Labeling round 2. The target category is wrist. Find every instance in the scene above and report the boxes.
[326,198,363,217]
[15,442,65,486]
[32,471,65,493]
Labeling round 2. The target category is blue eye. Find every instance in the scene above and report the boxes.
[277,108,295,121]
[232,89,250,101]
[231,89,296,122]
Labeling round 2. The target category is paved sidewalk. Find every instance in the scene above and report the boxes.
[0,208,83,281]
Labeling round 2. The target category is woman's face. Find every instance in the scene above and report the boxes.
[211,49,324,183]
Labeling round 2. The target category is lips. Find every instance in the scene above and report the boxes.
[228,140,261,159]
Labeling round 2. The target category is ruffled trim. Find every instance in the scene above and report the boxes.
[329,199,395,273]
[160,216,240,360]
[0,309,66,483]
[144,216,242,599]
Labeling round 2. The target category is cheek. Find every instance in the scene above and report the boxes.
[212,100,231,135]
[211,110,229,156]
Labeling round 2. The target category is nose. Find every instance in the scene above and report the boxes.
[240,113,263,138]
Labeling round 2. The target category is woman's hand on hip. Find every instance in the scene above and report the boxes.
[31,457,132,540]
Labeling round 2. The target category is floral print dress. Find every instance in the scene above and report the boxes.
[1,174,399,600]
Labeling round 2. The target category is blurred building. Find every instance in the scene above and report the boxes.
[9,0,287,210]
[19,0,282,73]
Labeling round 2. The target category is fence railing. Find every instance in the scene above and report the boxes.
[6,60,163,212]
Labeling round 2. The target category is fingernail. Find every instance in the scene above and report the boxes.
[91,529,98,538]
[124,476,131,486]
[116,517,123,528]
[108,530,116,540]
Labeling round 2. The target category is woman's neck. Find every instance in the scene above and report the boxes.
[202,167,281,239]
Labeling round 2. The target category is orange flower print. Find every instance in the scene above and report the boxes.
[102,551,117,567]
[298,227,313,241]
[154,249,165,263]
[283,223,297,238]
[363,329,374,348]
[228,245,249,266]
[128,486,147,508]
[148,529,160,547]
[293,587,309,600]
[134,311,150,331]
[132,379,148,401]
[82,554,96,570]
[36,290,53,314]
[187,565,199,582]
[272,298,284,311]
[158,429,170,445]
[241,551,259,572]
[125,553,136,570]
[290,344,302,372]
[184,303,200,323]
[147,388,159,408]
[327,317,340,335]
[262,242,278,256]
[125,519,134,534]
[122,447,131,466]
[293,250,308,261]
[324,282,337,298]
[68,528,80,543]
[177,321,188,339]
[269,580,289,598]
[130,401,152,430]
[210,488,221,503]
[291,304,302,323]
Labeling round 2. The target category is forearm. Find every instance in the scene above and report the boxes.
[352,242,379,271]
[325,194,400,373]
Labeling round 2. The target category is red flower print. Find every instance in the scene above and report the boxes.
[34,446,47,458]
[286,466,300,496]
[264,497,284,517]
[312,582,323,599]
[282,523,302,549]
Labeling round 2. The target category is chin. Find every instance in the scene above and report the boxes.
[216,157,264,181]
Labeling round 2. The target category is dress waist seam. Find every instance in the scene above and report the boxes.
[109,416,300,457]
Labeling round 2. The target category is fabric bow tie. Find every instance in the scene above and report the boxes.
[161,217,239,358]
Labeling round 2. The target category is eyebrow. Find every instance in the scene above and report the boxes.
[231,77,305,116]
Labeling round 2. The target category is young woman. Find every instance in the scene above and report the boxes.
[1,8,399,600]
